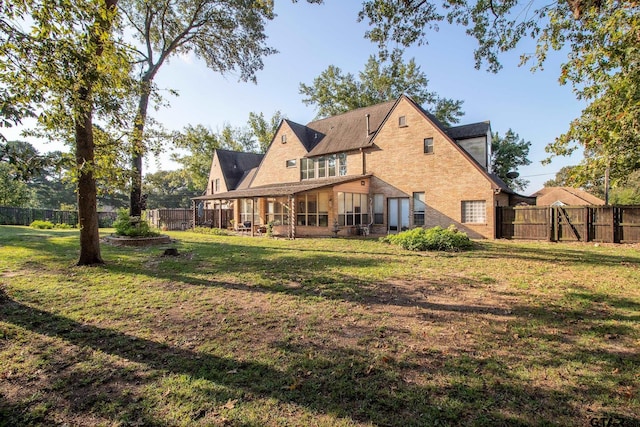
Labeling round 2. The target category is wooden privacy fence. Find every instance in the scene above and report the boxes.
[0,206,117,227]
[496,205,640,243]
[147,208,232,231]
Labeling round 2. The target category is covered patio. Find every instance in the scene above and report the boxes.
[192,175,373,238]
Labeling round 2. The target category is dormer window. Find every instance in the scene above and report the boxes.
[281,134,287,143]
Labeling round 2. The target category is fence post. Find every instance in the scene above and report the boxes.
[551,206,558,242]
[584,206,590,242]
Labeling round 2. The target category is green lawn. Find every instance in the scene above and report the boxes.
[1,225,638,426]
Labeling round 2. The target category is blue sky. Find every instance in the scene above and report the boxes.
[8,1,586,194]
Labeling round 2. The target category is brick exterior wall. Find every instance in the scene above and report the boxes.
[365,98,498,238]
[203,151,228,210]
[251,122,309,187]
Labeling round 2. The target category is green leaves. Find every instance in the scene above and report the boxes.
[299,54,464,125]
[491,129,532,192]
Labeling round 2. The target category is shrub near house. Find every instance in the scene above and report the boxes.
[381,225,473,251]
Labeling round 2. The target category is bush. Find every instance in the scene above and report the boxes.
[30,220,54,229]
[380,225,473,252]
[112,209,159,237]
[192,226,229,236]
[53,223,75,229]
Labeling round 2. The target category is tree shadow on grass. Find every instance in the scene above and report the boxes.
[4,297,637,426]
[472,241,640,267]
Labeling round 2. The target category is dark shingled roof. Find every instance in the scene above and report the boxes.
[446,122,491,140]
[305,100,397,157]
[283,119,318,152]
[215,149,264,191]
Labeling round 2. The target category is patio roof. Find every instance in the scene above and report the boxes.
[193,175,371,201]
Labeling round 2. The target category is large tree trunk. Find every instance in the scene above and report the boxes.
[76,111,103,265]
[74,0,119,265]
[129,79,151,218]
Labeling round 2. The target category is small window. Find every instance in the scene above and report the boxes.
[214,178,220,193]
[281,134,287,143]
[374,194,384,224]
[399,116,407,127]
[286,159,296,168]
[424,138,434,154]
[462,200,486,223]
[413,192,425,226]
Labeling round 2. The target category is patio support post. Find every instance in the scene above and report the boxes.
[290,195,296,239]
[192,200,196,230]
[251,197,256,237]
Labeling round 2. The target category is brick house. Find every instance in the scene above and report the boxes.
[194,95,534,238]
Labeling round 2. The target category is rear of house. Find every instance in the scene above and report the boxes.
[194,95,533,238]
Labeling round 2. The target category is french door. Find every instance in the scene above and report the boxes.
[388,198,410,233]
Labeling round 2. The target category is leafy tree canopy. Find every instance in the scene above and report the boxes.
[118,0,281,216]
[0,162,31,207]
[490,130,532,192]
[171,111,283,191]
[247,111,285,153]
[358,0,640,186]
[544,165,605,198]
[610,171,640,205]
[143,170,199,209]
[299,55,464,125]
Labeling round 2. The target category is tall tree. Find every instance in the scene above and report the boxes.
[610,171,640,205]
[118,0,278,217]
[170,123,258,191]
[358,0,640,185]
[0,0,131,264]
[0,162,31,207]
[0,140,50,183]
[490,130,532,192]
[143,170,199,208]
[247,111,285,153]
[299,55,464,125]
[544,165,605,198]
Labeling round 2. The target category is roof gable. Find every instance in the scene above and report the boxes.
[215,149,264,191]
[305,100,397,157]
[531,186,605,205]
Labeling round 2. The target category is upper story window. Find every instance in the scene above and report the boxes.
[424,137,434,154]
[214,178,220,193]
[300,154,347,180]
[300,158,315,180]
[286,159,296,168]
[399,116,407,127]
[281,134,287,143]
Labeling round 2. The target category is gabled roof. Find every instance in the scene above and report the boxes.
[283,119,317,152]
[215,149,264,191]
[305,100,397,157]
[446,122,491,140]
[531,186,605,205]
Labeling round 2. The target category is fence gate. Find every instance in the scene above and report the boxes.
[553,206,587,242]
